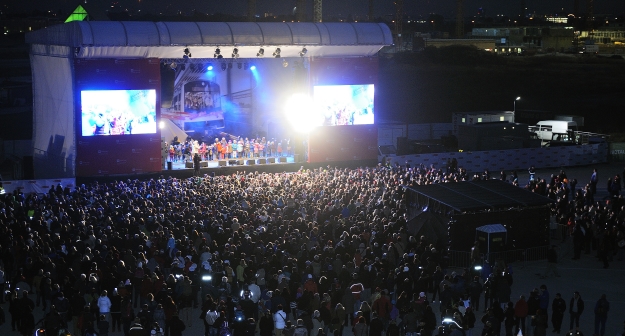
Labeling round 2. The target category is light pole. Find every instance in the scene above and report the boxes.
[513,96,521,113]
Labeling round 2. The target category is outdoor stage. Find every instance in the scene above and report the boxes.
[25,21,391,180]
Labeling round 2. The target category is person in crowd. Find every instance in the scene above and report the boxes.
[352,316,368,336]
[569,291,584,331]
[551,293,566,334]
[594,294,610,336]
[514,295,528,336]
[169,313,187,336]
[542,246,560,278]
[98,314,110,336]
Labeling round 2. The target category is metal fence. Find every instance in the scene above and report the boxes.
[447,245,550,269]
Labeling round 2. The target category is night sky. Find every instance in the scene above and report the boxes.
[8,0,625,18]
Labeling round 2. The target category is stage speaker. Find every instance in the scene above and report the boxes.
[257,158,266,164]
[167,162,173,170]
[200,161,208,167]
[238,159,245,165]
[279,157,287,163]
[185,161,194,168]
[246,160,255,165]
[218,160,227,167]
[267,157,276,163]
[23,156,34,179]
[228,160,238,165]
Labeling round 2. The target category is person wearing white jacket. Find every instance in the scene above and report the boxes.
[273,305,288,336]
[98,290,112,321]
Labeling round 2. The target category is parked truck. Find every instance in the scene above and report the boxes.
[529,120,578,146]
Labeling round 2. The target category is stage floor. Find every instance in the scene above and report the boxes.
[167,155,296,170]
[75,156,377,185]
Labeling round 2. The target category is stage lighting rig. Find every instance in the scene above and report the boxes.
[214,48,223,59]
[237,62,242,69]
[232,48,239,59]
[299,47,307,57]
[228,62,233,70]
[273,48,281,58]
[243,63,249,70]
[221,62,227,71]
[169,62,177,70]
[183,47,192,59]
[256,48,265,57]
[207,63,214,71]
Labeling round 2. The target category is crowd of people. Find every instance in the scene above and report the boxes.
[0,162,622,336]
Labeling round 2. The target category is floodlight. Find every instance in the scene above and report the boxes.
[299,47,307,57]
[257,48,265,57]
[284,93,323,134]
[273,48,281,58]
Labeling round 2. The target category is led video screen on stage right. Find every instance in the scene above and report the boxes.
[313,84,374,126]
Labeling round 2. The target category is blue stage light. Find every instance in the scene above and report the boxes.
[250,65,256,70]
[207,64,214,71]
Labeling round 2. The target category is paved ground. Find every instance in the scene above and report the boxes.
[1,162,623,336]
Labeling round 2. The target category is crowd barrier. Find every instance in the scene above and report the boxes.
[1,178,76,194]
[388,143,608,174]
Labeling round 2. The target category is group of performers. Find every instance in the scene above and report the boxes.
[167,136,292,162]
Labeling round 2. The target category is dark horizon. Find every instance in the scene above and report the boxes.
[3,0,625,19]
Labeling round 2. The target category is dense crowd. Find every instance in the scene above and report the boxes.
[0,163,622,336]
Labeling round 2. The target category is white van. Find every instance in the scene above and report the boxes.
[532,120,577,143]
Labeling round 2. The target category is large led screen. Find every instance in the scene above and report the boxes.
[313,84,374,126]
[81,89,157,136]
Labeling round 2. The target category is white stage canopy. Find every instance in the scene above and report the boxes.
[26,21,393,59]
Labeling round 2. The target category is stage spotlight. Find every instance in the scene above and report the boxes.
[299,47,307,57]
[228,62,233,69]
[237,62,242,69]
[256,48,264,57]
[214,48,223,59]
[282,59,288,68]
[169,62,177,70]
[232,48,239,59]
[207,63,214,71]
[221,62,227,71]
[243,63,249,70]
[159,121,165,129]
[273,48,281,58]
[250,65,256,70]
[183,47,192,58]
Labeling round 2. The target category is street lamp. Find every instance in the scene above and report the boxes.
[513,96,521,113]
